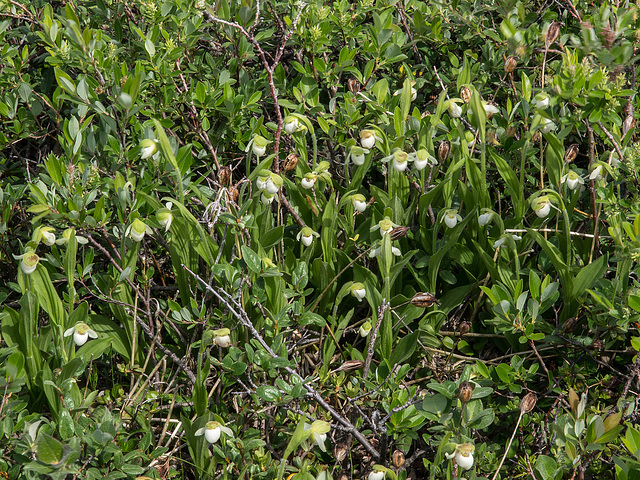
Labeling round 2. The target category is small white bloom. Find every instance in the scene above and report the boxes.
[256,171,271,191]
[359,321,372,337]
[140,139,158,159]
[265,173,282,195]
[301,172,317,189]
[350,282,366,302]
[360,130,377,149]
[195,420,233,444]
[20,251,40,275]
[212,328,231,347]
[541,117,556,134]
[283,116,303,135]
[533,93,550,109]
[261,192,276,205]
[443,209,462,229]
[130,219,148,242]
[449,101,462,118]
[531,196,551,218]
[394,86,417,101]
[349,146,369,166]
[412,149,437,171]
[589,164,603,181]
[373,216,396,236]
[157,202,174,231]
[352,194,367,212]
[445,443,475,471]
[37,227,56,246]
[483,103,500,116]
[368,470,385,480]
[297,227,319,247]
[249,135,270,157]
[478,212,493,226]
[391,151,409,172]
[493,237,506,249]
[64,322,98,346]
[304,421,330,452]
[561,171,584,191]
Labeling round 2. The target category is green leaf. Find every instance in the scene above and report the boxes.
[389,330,419,366]
[241,245,262,274]
[54,68,75,95]
[36,433,64,465]
[535,455,559,480]
[256,386,280,402]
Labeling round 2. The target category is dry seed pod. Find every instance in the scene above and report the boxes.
[347,77,361,95]
[217,166,232,186]
[458,321,470,336]
[389,226,410,240]
[227,186,239,203]
[411,292,441,308]
[532,130,541,142]
[283,153,299,172]
[438,140,451,163]
[459,381,473,405]
[392,449,406,469]
[545,22,561,48]
[505,56,517,74]
[564,144,579,163]
[333,360,364,373]
[460,86,471,104]
[561,316,578,334]
[520,392,537,413]
[333,443,348,463]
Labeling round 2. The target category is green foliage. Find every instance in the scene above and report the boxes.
[1,0,639,478]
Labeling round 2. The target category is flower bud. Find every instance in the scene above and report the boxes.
[411,292,441,308]
[505,56,517,73]
[438,141,451,163]
[520,392,537,413]
[459,381,473,405]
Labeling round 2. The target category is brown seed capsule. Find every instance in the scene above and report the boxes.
[561,316,578,334]
[459,381,473,405]
[505,56,517,74]
[227,186,239,203]
[438,141,451,163]
[458,321,470,336]
[532,130,541,143]
[389,225,410,240]
[520,392,537,413]
[411,292,441,308]
[333,443,348,463]
[460,86,471,104]
[333,360,364,373]
[283,153,299,172]
[218,166,232,186]
[545,22,561,49]
[392,449,406,469]
[564,144,579,163]
[347,77,361,95]
[506,126,516,138]
[622,115,635,137]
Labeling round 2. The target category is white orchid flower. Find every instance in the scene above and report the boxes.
[412,149,437,171]
[359,129,378,149]
[140,139,158,159]
[195,420,233,444]
[130,219,148,242]
[212,328,231,347]
[19,250,40,275]
[561,171,584,191]
[350,282,366,302]
[297,227,320,247]
[351,194,367,212]
[445,443,475,471]
[301,172,318,189]
[349,146,369,166]
[533,92,550,109]
[304,420,330,452]
[478,212,493,226]
[64,322,98,346]
[531,196,551,218]
[443,209,462,228]
[359,321,372,337]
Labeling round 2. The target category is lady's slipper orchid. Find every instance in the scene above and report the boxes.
[256,170,271,191]
[359,130,377,149]
[369,246,402,258]
[284,115,304,135]
[540,117,556,134]
[533,92,550,109]
[64,322,98,346]
[195,420,233,444]
[261,192,276,205]
[349,146,369,166]
[359,321,372,337]
[493,233,521,249]
[352,194,367,213]
[394,84,417,101]
[301,172,317,189]
[140,139,158,159]
[483,102,500,117]
[130,219,148,242]
[34,226,56,246]
[412,149,437,171]
[350,282,366,302]
[157,202,173,231]
[247,135,270,157]
[212,328,231,347]
[561,171,584,191]
[589,164,604,181]
[297,227,320,247]
[368,468,386,480]
[531,196,552,218]
[478,212,493,227]
[265,173,283,195]
[304,420,330,452]
[448,101,462,118]
[445,443,475,471]
[372,216,397,236]
[20,250,40,275]
[443,209,462,229]
[382,150,410,172]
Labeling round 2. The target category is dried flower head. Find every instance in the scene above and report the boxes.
[411,292,441,308]
[459,381,473,405]
[438,141,451,163]
[520,392,537,413]
[505,56,517,73]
